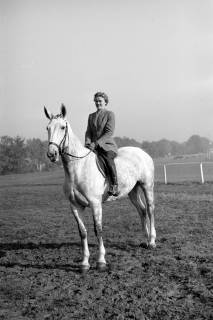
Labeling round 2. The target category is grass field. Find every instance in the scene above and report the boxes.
[0,170,212,319]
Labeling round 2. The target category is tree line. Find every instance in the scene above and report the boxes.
[0,134,212,175]
[0,136,58,175]
[115,134,212,158]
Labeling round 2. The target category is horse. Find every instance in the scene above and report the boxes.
[44,104,156,272]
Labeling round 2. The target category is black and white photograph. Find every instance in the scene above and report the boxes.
[0,0,212,319]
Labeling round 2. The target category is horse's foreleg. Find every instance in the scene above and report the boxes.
[90,200,106,270]
[70,204,90,271]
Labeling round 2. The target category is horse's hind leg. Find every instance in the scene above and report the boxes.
[142,182,156,248]
[128,184,150,247]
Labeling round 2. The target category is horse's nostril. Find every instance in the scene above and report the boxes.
[47,151,53,158]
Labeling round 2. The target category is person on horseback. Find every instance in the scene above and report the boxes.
[85,91,119,196]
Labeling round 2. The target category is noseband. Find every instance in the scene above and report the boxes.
[48,120,92,159]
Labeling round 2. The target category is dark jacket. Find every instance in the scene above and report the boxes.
[85,108,118,153]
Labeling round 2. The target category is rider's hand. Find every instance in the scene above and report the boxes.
[89,142,96,151]
[86,142,96,151]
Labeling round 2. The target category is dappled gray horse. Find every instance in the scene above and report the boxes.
[44,104,156,271]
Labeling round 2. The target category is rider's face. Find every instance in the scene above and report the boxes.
[94,97,106,111]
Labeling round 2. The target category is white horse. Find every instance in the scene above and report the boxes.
[44,104,156,272]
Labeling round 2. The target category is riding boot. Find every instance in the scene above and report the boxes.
[107,160,119,196]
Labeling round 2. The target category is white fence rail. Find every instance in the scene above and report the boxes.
[155,162,213,184]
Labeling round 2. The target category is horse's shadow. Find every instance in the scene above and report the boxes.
[0,241,87,251]
[0,260,82,273]
[0,240,144,273]
[0,242,91,273]
[0,240,140,252]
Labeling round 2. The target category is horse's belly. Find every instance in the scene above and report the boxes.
[115,147,153,195]
[116,160,140,193]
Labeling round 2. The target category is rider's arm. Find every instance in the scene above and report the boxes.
[85,115,92,147]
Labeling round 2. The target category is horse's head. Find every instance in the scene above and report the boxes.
[44,104,68,162]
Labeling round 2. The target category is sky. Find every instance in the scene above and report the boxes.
[1,0,213,143]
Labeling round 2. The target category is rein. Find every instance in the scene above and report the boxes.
[48,121,92,160]
[62,149,92,159]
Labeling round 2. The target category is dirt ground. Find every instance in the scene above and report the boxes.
[0,172,212,319]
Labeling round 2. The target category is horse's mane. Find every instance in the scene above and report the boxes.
[67,122,85,152]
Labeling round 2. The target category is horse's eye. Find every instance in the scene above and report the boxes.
[46,126,48,130]
[61,126,65,130]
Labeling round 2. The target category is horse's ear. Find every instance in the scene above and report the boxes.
[61,104,67,118]
[44,106,52,120]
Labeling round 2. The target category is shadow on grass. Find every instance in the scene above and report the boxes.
[0,261,84,273]
[0,241,95,251]
[0,240,144,252]
[0,240,153,273]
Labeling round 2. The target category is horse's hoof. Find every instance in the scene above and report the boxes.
[148,243,156,249]
[97,262,107,272]
[80,264,90,274]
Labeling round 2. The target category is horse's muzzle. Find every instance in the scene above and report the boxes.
[47,150,58,162]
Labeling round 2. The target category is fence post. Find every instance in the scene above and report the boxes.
[200,162,204,184]
[163,164,167,184]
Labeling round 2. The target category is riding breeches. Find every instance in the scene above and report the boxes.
[96,146,118,185]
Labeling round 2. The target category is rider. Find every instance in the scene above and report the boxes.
[85,91,119,196]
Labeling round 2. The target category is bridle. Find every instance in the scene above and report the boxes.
[48,118,92,159]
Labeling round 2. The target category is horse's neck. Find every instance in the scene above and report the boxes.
[65,124,86,155]
[62,123,92,182]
